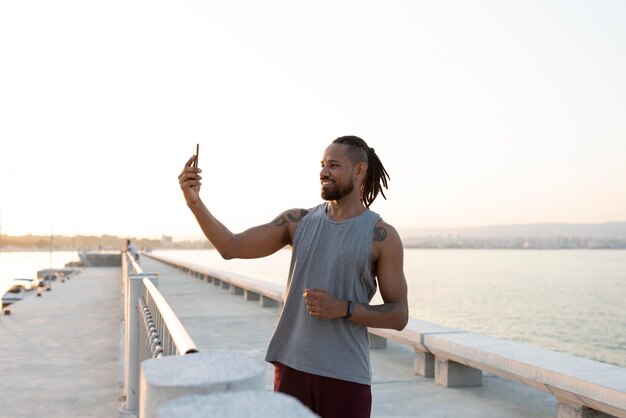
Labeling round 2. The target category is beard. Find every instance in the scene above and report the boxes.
[321,179,354,201]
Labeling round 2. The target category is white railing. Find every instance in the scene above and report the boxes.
[121,251,198,414]
[143,252,626,418]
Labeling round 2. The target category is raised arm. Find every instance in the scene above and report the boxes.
[178,155,306,259]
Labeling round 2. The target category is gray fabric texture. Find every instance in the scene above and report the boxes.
[265,202,381,385]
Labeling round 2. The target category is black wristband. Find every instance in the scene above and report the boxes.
[343,300,354,319]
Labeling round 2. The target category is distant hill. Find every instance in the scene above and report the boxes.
[0,234,212,251]
[400,222,626,239]
[399,222,626,249]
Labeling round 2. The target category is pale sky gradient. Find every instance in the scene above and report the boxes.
[1,1,625,241]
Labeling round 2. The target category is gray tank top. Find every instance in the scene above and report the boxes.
[265,202,381,385]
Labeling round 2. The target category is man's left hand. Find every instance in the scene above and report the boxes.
[303,289,347,319]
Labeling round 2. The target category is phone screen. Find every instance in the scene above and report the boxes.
[192,143,199,168]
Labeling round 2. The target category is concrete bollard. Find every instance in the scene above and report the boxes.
[157,391,319,418]
[139,351,265,417]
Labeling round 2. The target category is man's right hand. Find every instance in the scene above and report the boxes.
[178,155,202,206]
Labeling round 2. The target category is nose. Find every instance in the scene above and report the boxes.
[320,165,330,178]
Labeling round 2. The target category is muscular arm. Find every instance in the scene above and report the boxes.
[303,222,409,331]
[350,223,408,330]
[191,202,306,259]
[179,155,307,259]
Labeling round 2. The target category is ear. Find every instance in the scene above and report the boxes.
[355,162,368,182]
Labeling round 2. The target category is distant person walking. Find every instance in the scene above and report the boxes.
[126,239,140,262]
[179,135,408,418]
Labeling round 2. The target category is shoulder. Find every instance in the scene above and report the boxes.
[269,208,311,226]
[372,219,400,244]
[371,219,403,262]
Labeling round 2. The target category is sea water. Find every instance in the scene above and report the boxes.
[0,250,80,294]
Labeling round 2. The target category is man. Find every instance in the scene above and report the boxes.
[126,239,140,262]
[178,136,408,418]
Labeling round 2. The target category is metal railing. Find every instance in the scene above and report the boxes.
[121,251,198,414]
[141,277,198,356]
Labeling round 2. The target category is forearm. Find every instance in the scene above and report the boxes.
[187,198,238,259]
[349,301,408,331]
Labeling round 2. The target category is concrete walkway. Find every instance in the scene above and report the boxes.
[0,258,559,417]
[0,268,121,418]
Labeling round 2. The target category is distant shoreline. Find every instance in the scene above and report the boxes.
[2,246,624,252]
[2,228,625,251]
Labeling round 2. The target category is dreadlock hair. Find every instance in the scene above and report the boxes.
[332,135,390,208]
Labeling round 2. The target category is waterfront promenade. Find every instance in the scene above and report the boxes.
[0,268,121,418]
[0,257,559,417]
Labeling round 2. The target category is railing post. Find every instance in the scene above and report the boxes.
[121,253,130,403]
[124,272,158,414]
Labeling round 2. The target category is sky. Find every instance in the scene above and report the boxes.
[1,1,625,241]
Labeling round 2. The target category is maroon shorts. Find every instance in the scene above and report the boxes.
[273,362,371,418]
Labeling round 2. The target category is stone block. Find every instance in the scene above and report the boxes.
[261,295,279,308]
[414,350,435,378]
[434,359,482,387]
[245,290,260,301]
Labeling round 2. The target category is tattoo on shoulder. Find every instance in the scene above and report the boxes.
[287,209,309,223]
[373,226,387,242]
[270,209,309,227]
[270,213,287,227]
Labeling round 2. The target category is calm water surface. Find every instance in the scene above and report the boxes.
[0,251,80,293]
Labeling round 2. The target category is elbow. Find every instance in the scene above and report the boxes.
[215,237,239,260]
[217,248,235,260]
[394,306,409,331]
[394,319,408,332]
[214,242,236,259]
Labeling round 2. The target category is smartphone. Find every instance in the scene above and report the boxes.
[192,143,199,168]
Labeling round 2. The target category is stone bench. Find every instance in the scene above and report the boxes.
[203,269,284,308]
[145,254,285,308]
[368,318,463,377]
[425,332,626,418]
[369,322,626,417]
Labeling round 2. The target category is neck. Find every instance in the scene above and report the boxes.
[325,198,366,221]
